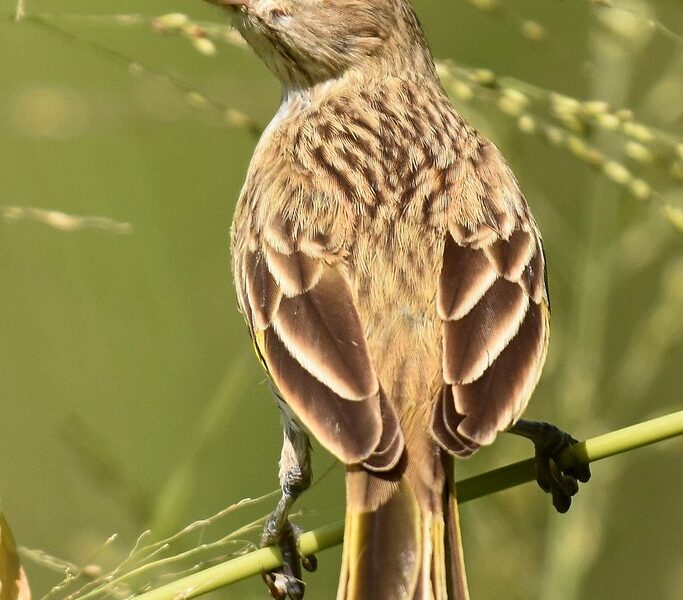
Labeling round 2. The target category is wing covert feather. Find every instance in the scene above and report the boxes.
[244,250,282,330]
[265,247,324,296]
[431,385,480,457]
[484,229,534,281]
[362,390,405,472]
[437,235,498,321]
[443,278,529,385]
[273,267,379,400]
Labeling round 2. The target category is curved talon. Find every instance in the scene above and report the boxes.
[261,520,312,598]
[567,458,592,484]
[285,577,305,600]
[262,566,306,600]
[262,570,288,600]
[551,488,571,514]
[290,523,317,573]
[301,553,317,572]
[537,439,585,513]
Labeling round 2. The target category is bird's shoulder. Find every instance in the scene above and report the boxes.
[234,74,540,262]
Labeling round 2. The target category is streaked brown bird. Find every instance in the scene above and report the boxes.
[209,1,590,598]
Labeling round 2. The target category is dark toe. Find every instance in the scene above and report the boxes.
[552,490,572,514]
[301,554,317,572]
[549,460,579,496]
[575,463,592,483]
[536,465,552,494]
[262,571,288,600]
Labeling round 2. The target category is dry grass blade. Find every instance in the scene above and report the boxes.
[1,206,132,234]
[14,0,25,22]
[22,492,280,600]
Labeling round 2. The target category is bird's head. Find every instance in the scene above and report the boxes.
[207,0,433,89]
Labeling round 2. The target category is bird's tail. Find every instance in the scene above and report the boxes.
[337,451,469,600]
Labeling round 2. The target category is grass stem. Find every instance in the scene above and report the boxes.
[132,410,683,600]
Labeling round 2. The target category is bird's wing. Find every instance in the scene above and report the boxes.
[432,142,550,456]
[235,241,404,470]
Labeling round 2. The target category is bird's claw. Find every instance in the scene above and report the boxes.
[261,520,316,599]
[301,552,317,572]
[532,429,591,513]
[290,523,317,573]
[262,570,304,600]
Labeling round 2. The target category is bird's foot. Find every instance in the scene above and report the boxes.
[261,520,316,599]
[533,428,591,513]
[509,420,591,513]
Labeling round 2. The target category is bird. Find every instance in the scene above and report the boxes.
[208,1,590,598]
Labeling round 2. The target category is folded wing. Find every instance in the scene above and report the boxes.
[237,243,404,470]
[432,151,550,456]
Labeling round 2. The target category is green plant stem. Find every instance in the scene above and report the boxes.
[130,411,683,600]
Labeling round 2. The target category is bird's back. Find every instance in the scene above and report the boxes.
[233,73,489,419]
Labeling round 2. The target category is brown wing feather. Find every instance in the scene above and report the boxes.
[443,278,529,385]
[235,255,254,328]
[451,301,547,445]
[265,247,324,296]
[437,235,498,321]
[520,244,548,304]
[431,385,479,457]
[264,328,382,462]
[362,390,405,472]
[245,249,282,330]
[244,243,399,465]
[436,207,549,449]
[484,229,534,281]
[273,267,380,400]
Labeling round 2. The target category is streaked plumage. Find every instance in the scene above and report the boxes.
[219,1,550,598]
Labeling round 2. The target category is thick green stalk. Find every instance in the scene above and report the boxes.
[132,411,683,600]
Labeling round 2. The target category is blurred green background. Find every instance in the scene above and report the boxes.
[1,0,681,598]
